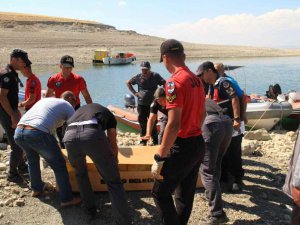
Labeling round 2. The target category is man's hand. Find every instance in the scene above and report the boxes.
[141,135,151,141]
[134,92,140,97]
[151,160,164,179]
[11,112,20,128]
[292,186,300,207]
[233,120,241,130]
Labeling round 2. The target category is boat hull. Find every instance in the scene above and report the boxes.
[103,56,136,65]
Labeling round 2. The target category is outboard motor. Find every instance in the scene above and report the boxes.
[266,83,282,99]
[124,94,136,109]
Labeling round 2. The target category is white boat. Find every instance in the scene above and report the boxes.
[103,52,136,65]
[246,101,292,131]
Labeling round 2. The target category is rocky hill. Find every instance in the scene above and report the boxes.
[0,12,300,65]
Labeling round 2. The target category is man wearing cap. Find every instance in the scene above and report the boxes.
[126,61,165,146]
[196,61,245,192]
[45,55,93,147]
[151,39,205,225]
[0,49,30,183]
[18,65,42,111]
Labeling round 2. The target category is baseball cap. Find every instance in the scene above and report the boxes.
[160,39,184,62]
[10,49,32,66]
[196,61,218,76]
[140,61,151,69]
[60,55,74,67]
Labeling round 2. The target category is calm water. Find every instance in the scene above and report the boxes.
[22,57,300,107]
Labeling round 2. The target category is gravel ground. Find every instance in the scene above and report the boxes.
[0,129,296,225]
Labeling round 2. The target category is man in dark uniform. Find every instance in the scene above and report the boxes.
[63,103,131,224]
[142,87,168,144]
[0,49,29,183]
[151,39,206,225]
[126,61,166,145]
[197,61,245,192]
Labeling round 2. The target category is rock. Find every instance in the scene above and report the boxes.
[244,129,272,141]
[0,163,6,171]
[23,188,30,192]
[4,198,14,206]
[285,131,296,142]
[0,143,7,150]
[5,161,9,166]
[13,199,25,207]
[130,133,137,138]
[242,140,259,156]
[12,188,20,195]
[0,213,3,219]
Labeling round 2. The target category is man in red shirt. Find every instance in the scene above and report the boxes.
[45,55,92,147]
[18,65,41,111]
[151,39,206,225]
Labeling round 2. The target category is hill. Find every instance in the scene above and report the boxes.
[1,12,300,65]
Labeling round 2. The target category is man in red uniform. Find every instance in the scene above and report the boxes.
[45,55,92,147]
[18,65,41,111]
[151,39,206,225]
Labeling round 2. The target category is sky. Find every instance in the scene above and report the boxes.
[1,0,300,48]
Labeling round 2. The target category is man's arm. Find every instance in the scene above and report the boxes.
[157,107,182,157]
[19,93,36,108]
[142,113,158,140]
[81,89,93,104]
[232,96,241,130]
[45,88,55,97]
[241,93,248,124]
[107,128,118,161]
[126,80,139,97]
[0,88,19,128]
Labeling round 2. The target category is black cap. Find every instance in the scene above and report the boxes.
[10,49,32,66]
[140,61,151,69]
[160,39,184,62]
[196,61,218,76]
[60,55,74,67]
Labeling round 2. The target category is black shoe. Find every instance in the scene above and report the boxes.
[231,181,244,193]
[138,141,147,146]
[18,164,29,175]
[7,173,23,183]
[202,212,229,225]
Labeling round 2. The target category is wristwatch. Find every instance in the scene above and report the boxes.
[154,154,167,162]
[234,117,241,122]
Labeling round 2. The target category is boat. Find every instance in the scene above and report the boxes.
[246,101,292,131]
[108,102,292,132]
[92,49,110,64]
[103,52,136,65]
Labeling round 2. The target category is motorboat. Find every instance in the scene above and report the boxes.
[246,101,292,131]
[102,52,136,65]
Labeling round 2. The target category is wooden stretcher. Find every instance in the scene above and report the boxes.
[61,146,203,192]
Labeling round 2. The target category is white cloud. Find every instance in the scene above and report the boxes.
[118,1,127,6]
[147,7,300,48]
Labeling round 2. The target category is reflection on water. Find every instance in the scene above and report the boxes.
[22,57,300,107]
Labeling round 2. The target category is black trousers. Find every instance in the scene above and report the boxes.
[0,107,25,174]
[152,135,204,225]
[63,126,131,225]
[200,117,233,216]
[291,203,300,225]
[221,134,244,182]
[137,104,158,144]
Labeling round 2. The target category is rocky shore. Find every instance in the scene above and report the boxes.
[0,128,297,224]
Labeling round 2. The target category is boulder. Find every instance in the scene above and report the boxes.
[244,129,272,141]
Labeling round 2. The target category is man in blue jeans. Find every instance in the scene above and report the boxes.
[14,91,80,207]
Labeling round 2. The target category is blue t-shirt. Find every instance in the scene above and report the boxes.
[18,98,75,134]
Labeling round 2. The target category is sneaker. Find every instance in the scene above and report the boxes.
[7,173,23,183]
[18,164,29,175]
[202,212,229,225]
[60,197,81,208]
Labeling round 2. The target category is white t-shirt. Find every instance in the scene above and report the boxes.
[18,98,75,134]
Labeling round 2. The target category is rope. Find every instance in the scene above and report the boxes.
[244,100,276,138]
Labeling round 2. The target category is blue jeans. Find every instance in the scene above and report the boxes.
[14,128,73,203]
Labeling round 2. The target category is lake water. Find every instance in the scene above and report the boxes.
[22,57,300,107]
